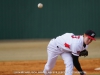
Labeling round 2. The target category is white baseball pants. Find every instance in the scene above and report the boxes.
[43,39,74,75]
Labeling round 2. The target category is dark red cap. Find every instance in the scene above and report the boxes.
[85,30,96,40]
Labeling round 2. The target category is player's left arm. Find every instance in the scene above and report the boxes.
[72,54,86,75]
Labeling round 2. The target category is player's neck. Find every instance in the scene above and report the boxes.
[83,43,86,48]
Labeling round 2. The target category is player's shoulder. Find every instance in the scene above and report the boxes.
[71,35,83,43]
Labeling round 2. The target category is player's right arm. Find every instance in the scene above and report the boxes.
[72,54,86,75]
[70,35,86,75]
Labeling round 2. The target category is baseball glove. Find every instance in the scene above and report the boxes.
[79,50,88,57]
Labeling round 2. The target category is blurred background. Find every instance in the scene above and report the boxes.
[0,0,100,61]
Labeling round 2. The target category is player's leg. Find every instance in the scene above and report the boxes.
[43,50,58,75]
[61,52,73,75]
[43,39,60,75]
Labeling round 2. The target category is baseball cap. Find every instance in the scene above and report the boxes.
[85,30,96,40]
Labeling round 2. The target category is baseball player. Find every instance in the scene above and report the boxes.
[43,30,96,75]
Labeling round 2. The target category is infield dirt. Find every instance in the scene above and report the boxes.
[0,39,100,75]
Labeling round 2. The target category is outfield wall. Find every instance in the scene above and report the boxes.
[0,0,100,40]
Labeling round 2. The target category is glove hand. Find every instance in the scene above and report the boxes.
[79,50,88,57]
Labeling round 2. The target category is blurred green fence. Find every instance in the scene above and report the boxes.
[0,0,100,39]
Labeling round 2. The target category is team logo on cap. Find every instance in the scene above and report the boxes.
[91,33,95,36]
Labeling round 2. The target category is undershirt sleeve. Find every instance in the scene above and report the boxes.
[72,54,84,75]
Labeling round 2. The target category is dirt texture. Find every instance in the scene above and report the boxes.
[0,59,100,75]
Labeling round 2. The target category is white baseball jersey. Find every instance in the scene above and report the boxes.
[43,33,89,75]
[55,33,88,56]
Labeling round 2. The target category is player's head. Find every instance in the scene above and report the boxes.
[83,30,96,45]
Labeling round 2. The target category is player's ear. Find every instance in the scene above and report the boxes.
[83,34,87,37]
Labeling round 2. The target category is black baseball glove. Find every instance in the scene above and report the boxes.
[79,50,88,57]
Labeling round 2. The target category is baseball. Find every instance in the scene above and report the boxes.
[38,3,43,8]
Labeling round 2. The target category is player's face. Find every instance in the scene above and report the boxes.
[84,35,93,45]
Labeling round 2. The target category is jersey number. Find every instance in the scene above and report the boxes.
[71,35,80,39]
